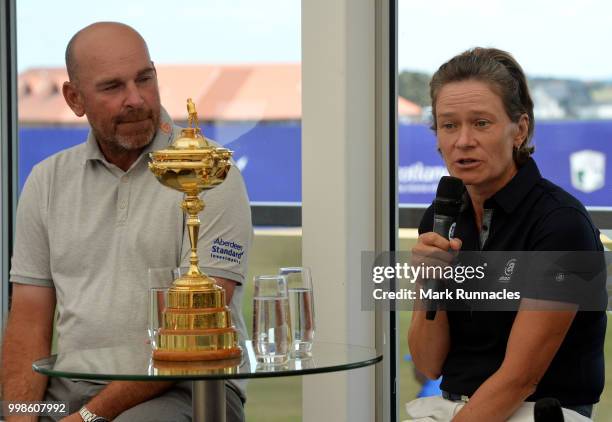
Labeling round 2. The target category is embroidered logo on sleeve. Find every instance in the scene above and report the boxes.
[210,237,245,264]
[159,121,172,134]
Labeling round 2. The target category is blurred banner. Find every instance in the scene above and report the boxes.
[19,121,611,207]
[398,121,611,208]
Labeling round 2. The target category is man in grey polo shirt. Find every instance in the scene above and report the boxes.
[1,22,252,422]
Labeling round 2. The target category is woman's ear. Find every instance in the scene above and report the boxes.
[514,113,529,148]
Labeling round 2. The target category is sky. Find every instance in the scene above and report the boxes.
[16,0,612,80]
[398,0,612,80]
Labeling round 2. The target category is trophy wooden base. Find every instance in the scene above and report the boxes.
[152,355,242,375]
[153,347,242,362]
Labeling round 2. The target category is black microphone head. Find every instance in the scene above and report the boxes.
[434,176,464,217]
[534,398,564,422]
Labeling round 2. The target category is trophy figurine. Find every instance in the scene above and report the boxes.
[148,98,241,361]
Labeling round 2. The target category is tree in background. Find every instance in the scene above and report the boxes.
[399,70,431,107]
[399,69,611,121]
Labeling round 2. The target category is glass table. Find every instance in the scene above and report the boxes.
[33,341,382,422]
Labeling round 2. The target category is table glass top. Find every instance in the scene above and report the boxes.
[33,341,382,381]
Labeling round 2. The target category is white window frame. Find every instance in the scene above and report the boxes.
[301,1,397,421]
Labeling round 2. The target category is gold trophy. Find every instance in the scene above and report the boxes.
[148,99,241,361]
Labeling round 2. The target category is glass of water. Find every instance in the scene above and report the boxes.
[148,287,169,350]
[252,275,292,365]
[147,267,176,350]
[279,267,315,357]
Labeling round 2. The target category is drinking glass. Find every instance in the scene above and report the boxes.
[279,267,316,357]
[252,275,292,365]
[147,267,176,349]
[148,287,169,349]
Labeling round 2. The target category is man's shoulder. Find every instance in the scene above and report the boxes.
[21,142,88,195]
[31,141,88,176]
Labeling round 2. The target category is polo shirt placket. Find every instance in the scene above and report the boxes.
[117,174,130,225]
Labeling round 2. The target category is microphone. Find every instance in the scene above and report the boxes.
[534,398,564,422]
[426,176,464,320]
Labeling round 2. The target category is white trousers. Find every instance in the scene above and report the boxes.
[404,396,592,422]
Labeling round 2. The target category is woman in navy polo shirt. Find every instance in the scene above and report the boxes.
[408,48,606,421]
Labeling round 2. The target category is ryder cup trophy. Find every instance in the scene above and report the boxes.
[148,99,241,361]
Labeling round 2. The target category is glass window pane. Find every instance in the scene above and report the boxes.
[17,2,302,420]
[398,1,612,419]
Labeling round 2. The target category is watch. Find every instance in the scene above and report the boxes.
[78,406,109,422]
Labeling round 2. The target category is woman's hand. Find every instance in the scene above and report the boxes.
[411,232,462,270]
[411,232,462,288]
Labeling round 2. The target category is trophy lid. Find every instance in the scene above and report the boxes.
[148,98,233,193]
[149,99,232,161]
[150,128,215,160]
[171,127,208,149]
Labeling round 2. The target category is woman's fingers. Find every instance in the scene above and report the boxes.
[412,232,461,267]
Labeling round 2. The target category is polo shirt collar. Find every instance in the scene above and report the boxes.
[83,106,175,166]
[484,158,541,213]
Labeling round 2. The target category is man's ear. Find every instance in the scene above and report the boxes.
[62,81,85,117]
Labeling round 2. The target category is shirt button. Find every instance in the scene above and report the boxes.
[121,176,129,183]
[119,201,127,209]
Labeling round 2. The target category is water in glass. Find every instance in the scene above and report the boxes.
[288,287,315,354]
[252,275,291,365]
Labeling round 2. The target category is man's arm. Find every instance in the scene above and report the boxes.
[452,299,576,422]
[61,381,175,421]
[214,276,236,303]
[2,284,56,422]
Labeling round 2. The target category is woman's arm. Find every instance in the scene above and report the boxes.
[407,232,461,379]
[452,299,577,422]
[408,308,451,379]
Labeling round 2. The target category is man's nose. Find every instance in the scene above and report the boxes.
[124,82,145,108]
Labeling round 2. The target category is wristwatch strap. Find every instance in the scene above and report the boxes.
[79,406,109,422]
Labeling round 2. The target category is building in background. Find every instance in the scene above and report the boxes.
[18,64,422,207]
